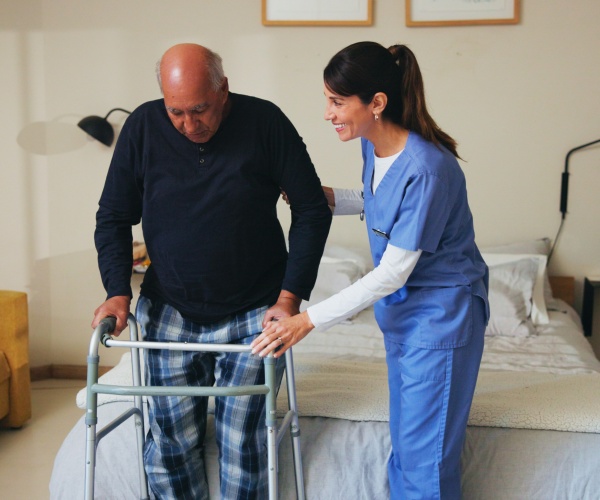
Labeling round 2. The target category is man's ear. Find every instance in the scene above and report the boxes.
[220,77,229,97]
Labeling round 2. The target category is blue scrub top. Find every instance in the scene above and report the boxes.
[362,133,489,349]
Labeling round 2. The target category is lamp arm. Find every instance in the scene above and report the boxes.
[559,138,600,219]
[103,108,132,120]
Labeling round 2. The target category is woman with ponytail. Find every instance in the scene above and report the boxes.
[253,41,489,499]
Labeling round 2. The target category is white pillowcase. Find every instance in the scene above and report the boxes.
[482,238,557,311]
[485,257,539,337]
[482,252,549,325]
[321,244,373,274]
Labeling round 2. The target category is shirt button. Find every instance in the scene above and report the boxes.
[199,147,204,152]
[199,158,205,164]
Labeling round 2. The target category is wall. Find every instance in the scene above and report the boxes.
[1,0,599,367]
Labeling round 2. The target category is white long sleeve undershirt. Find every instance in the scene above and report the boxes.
[331,188,363,215]
[306,245,422,330]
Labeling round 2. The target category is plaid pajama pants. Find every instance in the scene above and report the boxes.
[136,295,285,500]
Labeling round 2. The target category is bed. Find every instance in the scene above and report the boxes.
[50,239,600,499]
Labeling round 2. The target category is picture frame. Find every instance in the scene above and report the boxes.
[406,0,520,27]
[262,0,373,26]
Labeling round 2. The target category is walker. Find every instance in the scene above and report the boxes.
[84,314,305,500]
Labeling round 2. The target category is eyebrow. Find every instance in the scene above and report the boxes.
[166,103,209,113]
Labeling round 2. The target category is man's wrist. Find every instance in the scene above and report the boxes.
[277,290,302,307]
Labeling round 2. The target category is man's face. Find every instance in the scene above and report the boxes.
[163,76,229,144]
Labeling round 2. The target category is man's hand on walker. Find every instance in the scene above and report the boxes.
[251,312,314,358]
[91,295,131,335]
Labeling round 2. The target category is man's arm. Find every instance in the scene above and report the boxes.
[92,118,142,334]
[263,110,332,324]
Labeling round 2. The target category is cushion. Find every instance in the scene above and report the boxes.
[482,237,556,318]
[485,257,539,337]
[482,252,549,325]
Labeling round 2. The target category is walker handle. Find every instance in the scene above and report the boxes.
[99,316,117,347]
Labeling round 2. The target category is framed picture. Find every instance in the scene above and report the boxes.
[262,0,373,26]
[406,0,520,27]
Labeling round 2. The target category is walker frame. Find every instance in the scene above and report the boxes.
[84,314,305,500]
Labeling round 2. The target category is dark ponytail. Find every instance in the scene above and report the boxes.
[324,42,459,158]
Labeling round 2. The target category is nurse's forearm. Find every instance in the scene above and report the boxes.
[331,188,363,215]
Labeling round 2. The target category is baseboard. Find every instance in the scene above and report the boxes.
[30,364,113,381]
[30,365,52,382]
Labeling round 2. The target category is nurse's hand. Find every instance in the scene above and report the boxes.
[322,186,335,208]
[251,312,314,358]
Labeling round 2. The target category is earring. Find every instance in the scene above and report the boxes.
[374,114,379,121]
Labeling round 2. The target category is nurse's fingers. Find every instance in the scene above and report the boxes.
[251,322,283,356]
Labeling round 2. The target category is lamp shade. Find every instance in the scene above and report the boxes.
[77,115,114,146]
[77,108,131,147]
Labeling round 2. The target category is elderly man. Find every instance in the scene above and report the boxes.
[92,43,331,499]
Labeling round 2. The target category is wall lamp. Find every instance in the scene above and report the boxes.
[77,107,131,147]
[548,138,600,262]
[559,138,600,219]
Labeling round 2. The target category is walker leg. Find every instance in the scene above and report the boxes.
[84,421,97,500]
[264,355,279,500]
[84,425,96,500]
[284,349,305,500]
[84,350,100,500]
[128,317,149,499]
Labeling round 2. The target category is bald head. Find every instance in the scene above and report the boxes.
[157,43,225,94]
[157,43,229,143]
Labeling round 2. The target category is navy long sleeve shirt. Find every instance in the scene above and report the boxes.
[95,93,331,324]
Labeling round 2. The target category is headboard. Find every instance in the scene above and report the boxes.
[549,276,575,307]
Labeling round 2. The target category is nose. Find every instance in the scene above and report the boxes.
[324,104,333,121]
[183,112,197,133]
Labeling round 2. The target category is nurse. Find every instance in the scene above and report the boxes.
[252,41,489,499]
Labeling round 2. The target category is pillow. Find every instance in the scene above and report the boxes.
[482,238,556,311]
[482,252,549,325]
[485,258,538,337]
[302,256,364,318]
[322,244,373,274]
